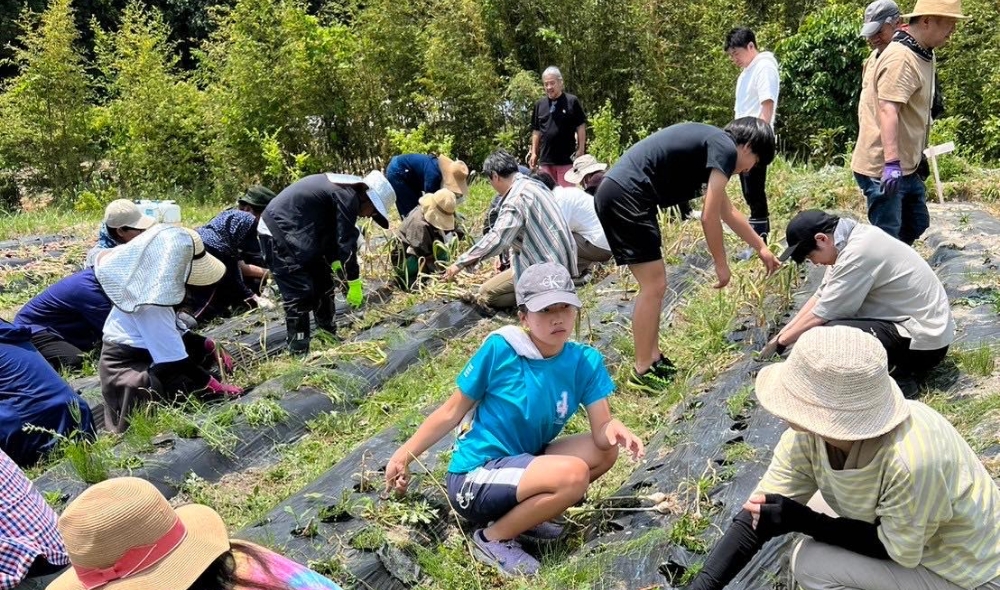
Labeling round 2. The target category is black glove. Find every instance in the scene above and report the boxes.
[755,494,820,540]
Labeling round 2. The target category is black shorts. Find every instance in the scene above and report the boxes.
[594,178,663,265]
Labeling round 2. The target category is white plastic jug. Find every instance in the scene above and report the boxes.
[137,200,182,224]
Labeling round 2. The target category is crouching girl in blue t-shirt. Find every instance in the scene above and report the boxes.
[384,262,644,577]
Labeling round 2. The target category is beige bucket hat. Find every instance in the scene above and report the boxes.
[754,325,911,441]
[103,199,156,230]
[419,188,457,231]
[903,0,966,18]
[564,154,608,185]
[437,155,470,197]
[50,477,231,590]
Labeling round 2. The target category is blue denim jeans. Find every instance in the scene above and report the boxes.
[854,172,929,245]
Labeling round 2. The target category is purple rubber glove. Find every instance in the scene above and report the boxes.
[204,338,235,373]
[881,160,903,199]
[205,377,243,397]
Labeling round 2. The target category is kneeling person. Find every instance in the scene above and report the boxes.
[686,326,1000,590]
[385,263,644,577]
[393,188,461,289]
[764,209,954,393]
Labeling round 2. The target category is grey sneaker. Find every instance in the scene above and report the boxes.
[517,520,565,544]
[472,529,540,577]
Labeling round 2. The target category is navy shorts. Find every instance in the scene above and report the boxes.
[446,454,535,524]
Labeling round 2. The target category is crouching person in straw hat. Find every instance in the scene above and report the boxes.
[760,210,954,396]
[391,188,463,289]
[95,226,243,434]
[385,153,470,219]
[684,326,1000,590]
[261,171,396,355]
[50,476,344,590]
[386,263,644,577]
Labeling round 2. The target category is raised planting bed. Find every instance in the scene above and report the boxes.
[33,299,489,507]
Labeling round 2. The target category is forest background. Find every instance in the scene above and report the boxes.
[0,0,997,211]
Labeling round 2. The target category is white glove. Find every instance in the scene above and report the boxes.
[253,295,276,310]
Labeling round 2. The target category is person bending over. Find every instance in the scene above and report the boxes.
[761,209,954,396]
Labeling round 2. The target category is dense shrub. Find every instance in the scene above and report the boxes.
[776,3,869,163]
[0,0,95,201]
[0,0,996,207]
[94,1,211,198]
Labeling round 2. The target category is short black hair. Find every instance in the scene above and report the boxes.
[724,27,756,51]
[482,150,520,179]
[530,172,556,190]
[724,116,776,167]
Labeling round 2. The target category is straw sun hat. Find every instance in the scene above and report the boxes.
[185,228,226,287]
[903,0,966,18]
[564,154,608,185]
[754,325,911,441]
[419,188,457,231]
[50,477,231,590]
[437,155,470,197]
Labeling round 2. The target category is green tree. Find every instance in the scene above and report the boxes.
[775,3,869,163]
[936,0,1000,161]
[200,0,359,191]
[94,1,211,197]
[0,0,95,200]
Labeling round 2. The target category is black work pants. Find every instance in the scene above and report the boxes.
[826,319,949,376]
[740,161,769,222]
[269,242,335,319]
[30,332,85,371]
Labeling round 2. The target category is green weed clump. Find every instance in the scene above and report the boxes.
[953,344,997,377]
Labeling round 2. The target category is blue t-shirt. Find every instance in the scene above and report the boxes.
[448,335,614,474]
[13,268,112,352]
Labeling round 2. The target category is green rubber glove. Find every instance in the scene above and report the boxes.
[331,260,343,273]
[346,278,363,308]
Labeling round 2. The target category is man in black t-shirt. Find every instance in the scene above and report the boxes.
[595,118,781,386]
[529,66,587,187]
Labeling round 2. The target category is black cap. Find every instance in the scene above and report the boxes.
[779,210,841,263]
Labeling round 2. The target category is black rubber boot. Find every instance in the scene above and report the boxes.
[286,313,311,356]
[749,217,770,241]
[314,289,337,335]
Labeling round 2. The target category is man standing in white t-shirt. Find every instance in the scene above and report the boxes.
[725,27,780,242]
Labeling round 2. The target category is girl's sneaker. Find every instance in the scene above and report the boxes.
[517,520,565,544]
[472,529,540,577]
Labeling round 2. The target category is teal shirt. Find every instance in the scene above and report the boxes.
[448,335,614,474]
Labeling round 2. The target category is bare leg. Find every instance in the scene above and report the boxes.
[629,260,667,373]
[483,434,618,541]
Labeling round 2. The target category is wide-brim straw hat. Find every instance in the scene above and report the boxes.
[50,477,231,590]
[437,155,470,197]
[754,325,911,441]
[564,154,608,185]
[903,0,966,18]
[419,188,457,231]
[185,228,226,287]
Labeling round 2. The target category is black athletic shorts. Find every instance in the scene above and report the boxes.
[594,177,663,265]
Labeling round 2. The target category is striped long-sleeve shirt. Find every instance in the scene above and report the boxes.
[756,401,1000,588]
[456,175,578,278]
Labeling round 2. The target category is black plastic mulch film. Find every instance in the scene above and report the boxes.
[34,298,486,507]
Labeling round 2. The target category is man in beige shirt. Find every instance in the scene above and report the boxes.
[762,210,955,396]
[850,0,964,245]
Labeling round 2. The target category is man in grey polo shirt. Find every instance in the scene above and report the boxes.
[761,210,954,395]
